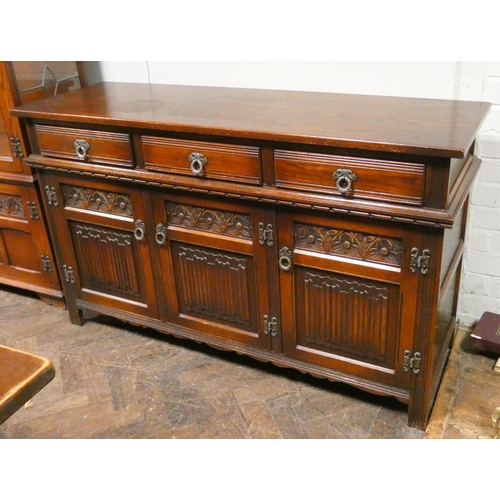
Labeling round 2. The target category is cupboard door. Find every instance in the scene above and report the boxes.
[277,209,421,390]
[43,173,159,319]
[0,183,59,290]
[152,191,272,350]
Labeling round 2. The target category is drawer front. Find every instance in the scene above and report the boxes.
[35,125,134,168]
[142,136,262,185]
[274,150,426,206]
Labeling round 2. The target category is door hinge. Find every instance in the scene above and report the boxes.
[63,264,75,284]
[264,315,278,337]
[45,186,59,207]
[41,255,53,273]
[403,350,422,374]
[258,222,274,246]
[10,137,23,158]
[410,247,431,275]
[26,201,40,220]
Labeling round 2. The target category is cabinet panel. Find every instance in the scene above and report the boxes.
[68,221,145,303]
[278,210,421,389]
[43,173,159,319]
[0,184,59,291]
[152,191,272,350]
[294,267,400,368]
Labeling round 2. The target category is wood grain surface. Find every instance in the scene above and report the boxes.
[11,82,491,158]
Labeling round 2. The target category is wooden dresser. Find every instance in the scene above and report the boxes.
[11,83,491,429]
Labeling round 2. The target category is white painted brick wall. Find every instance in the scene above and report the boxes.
[458,62,500,326]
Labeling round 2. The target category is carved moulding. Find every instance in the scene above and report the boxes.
[0,194,25,218]
[302,271,390,362]
[71,223,141,299]
[176,245,251,328]
[294,223,403,267]
[61,184,133,217]
[167,203,252,240]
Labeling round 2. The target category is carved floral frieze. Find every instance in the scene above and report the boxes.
[0,194,25,218]
[167,203,252,240]
[62,185,133,217]
[294,223,402,267]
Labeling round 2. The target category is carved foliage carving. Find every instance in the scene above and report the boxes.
[175,245,251,329]
[0,194,25,218]
[167,203,252,240]
[301,271,390,362]
[295,223,402,267]
[62,185,133,218]
[70,223,141,299]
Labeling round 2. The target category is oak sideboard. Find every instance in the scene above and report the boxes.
[12,83,491,429]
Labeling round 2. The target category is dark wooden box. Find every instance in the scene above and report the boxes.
[470,311,500,355]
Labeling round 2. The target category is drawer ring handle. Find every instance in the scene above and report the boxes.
[188,152,208,176]
[278,246,293,271]
[74,139,90,160]
[333,168,357,194]
[155,223,168,245]
[134,220,146,241]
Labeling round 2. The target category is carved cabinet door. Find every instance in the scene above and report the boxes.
[0,183,59,291]
[42,172,159,319]
[151,190,273,351]
[277,209,422,391]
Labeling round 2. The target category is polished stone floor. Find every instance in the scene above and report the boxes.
[0,284,498,439]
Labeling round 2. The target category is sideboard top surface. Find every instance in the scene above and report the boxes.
[11,82,491,159]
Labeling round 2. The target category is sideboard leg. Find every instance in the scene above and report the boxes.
[407,403,429,431]
[68,306,85,326]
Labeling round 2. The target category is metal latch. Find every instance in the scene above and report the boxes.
[63,264,75,284]
[10,137,23,158]
[264,315,278,336]
[410,248,431,275]
[258,223,274,246]
[41,255,52,273]
[403,350,421,374]
[26,201,39,220]
[45,186,59,207]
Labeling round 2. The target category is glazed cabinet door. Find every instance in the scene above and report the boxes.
[0,183,59,291]
[41,172,159,320]
[277,209,421,392]
[0,63,27,175]
[152,190,273,351]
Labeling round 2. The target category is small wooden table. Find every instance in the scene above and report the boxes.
[0,344,55,425]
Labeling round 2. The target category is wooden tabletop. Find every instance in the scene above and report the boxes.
[11,82,491,159]
[0,344,55,425]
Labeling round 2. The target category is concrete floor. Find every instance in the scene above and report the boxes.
[0,284,498,439]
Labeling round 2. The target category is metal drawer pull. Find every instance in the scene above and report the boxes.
[278,246,293,271]
[155,223,168,245]
[188,152,208,175]
[333,168,357,194]
[134,219,146,241]
[74,139,90,160]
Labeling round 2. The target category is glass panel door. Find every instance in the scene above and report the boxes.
[0,104,11,159]
[11,61,82,105]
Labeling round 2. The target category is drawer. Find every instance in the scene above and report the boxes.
[274,150,426,206]
[142,136,261,185]
[35,125,134,168]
